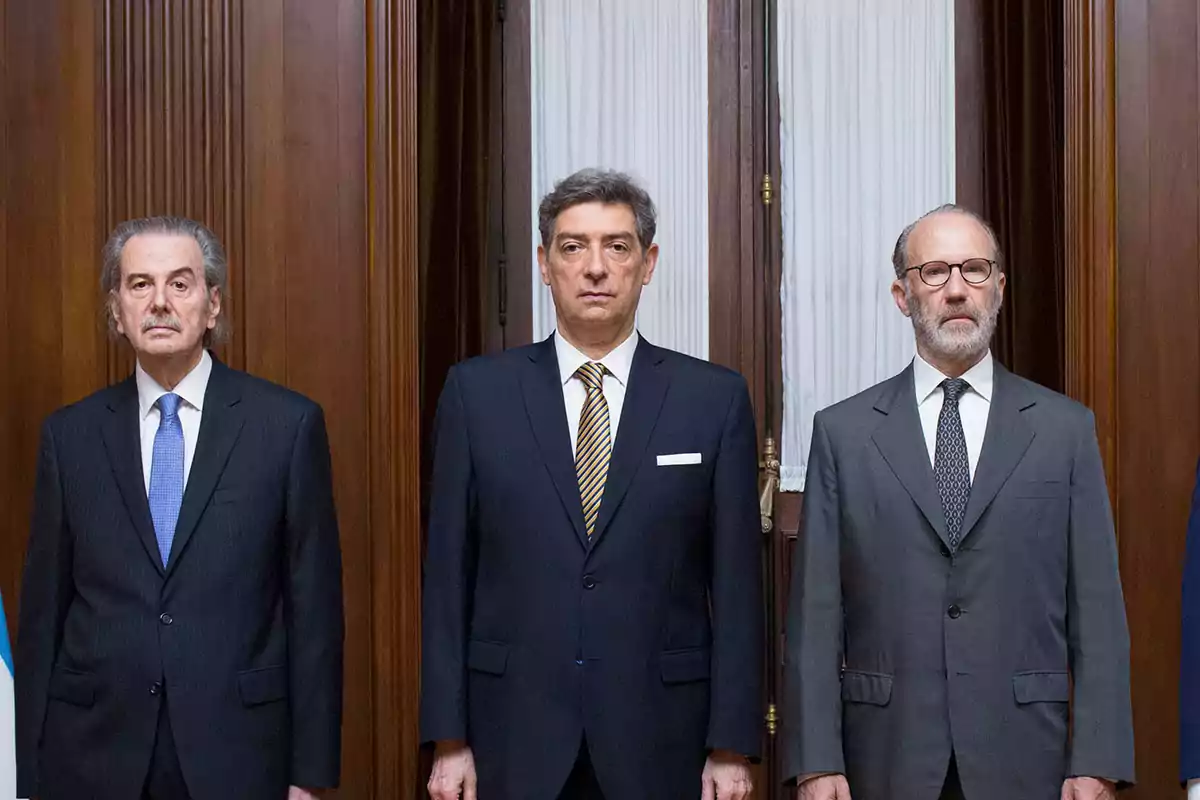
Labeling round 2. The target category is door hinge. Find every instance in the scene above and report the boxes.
[766,702,778,737]
[760,173,774,205]
[498,253,508,327]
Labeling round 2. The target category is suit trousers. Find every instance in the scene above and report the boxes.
[558,739,604,800]
[939,755,965,800]
[142,695,191,800]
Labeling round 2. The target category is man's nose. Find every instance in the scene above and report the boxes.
[582,248,608,278]
[941,268,970,298]
[151,282,170,309]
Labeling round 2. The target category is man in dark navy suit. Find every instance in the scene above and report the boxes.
[421,169,763,800]
[16,217,343,800]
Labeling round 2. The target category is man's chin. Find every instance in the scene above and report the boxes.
[134,338,196,358]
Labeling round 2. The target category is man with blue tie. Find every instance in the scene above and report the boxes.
[15,217,344,800]
[421,169,764,800]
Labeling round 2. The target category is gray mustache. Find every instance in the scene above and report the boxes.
[141,315,182,332]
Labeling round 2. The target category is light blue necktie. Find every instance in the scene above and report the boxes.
[149,393,184,566]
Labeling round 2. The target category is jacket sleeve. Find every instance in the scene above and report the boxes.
[780,411,846,781]
[705,378,765,758]
[285,404,345,788]
[15,418,75,799]
[419,366,477,744]
[1066,410,1134,786]
[1184,459,1200,783]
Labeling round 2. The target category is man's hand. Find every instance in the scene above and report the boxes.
[288,787,328,800]
[796,773,853,800]
[428,740,478,800]
[700,750,753,800]
[1061,777,1117,800]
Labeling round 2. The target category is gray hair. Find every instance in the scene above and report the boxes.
[538,168,657,251]
[101,216,230,347]
[891,204,1004,279]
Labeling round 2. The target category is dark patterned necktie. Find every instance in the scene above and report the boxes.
[575,362,611,538]
[935,378,972,549]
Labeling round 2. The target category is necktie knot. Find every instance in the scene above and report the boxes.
[158,393,182,419]
[576,362,607,393]
[941,378,970,404]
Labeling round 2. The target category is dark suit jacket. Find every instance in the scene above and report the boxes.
[419,334,763,800]
[1180,459,1200,783]
[782,362,1134,800]
[15,358,344,800]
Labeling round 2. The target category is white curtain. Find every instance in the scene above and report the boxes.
[530,0,709,358]
[777,0,956,490]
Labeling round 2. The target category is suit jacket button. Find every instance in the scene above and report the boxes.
[947,604,962,619]
[150,682,162,696]
[940,544,951,558]
[582,575,596,589]
[159,613,174,625]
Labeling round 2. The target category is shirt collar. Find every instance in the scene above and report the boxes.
[137,349,214,420]
[913,349,994,405]
[554,329,640,388]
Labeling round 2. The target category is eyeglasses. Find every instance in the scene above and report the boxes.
[904,258,995,287]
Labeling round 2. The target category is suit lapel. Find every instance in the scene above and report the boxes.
[165,360,245,574]
[100,377,164,575]
[591,340,669,543]
[521,335,590,549]
[870,365,951,548]
[958,364,1036,544]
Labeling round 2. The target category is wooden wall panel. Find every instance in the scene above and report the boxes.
[0,0,107,629]
[367,1,423,794]
[1,0,421,796]
[1115,2,1200,796]
[101,0,244,379]
[1067,1,1200,796]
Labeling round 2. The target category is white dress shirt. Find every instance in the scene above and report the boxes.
[913,350,994,481]
[555,330,639,458]
[136,349,213,495]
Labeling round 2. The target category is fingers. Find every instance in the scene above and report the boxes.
[463,764,478,800]
[427,765,461,800]
[836,774,853,800]
[701,774,716,800]
[708,770,752,800]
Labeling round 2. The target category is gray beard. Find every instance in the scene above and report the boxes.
[908,284,1001,362]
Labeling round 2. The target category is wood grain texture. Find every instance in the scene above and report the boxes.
[2,1,422,795]
[1115,1,1199,795]
[368,1,423,795]
[1066,1,1200,795]
[1064,0,1118,500]
[0,0,106,628]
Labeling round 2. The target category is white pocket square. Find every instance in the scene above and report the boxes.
[657,452,702,466]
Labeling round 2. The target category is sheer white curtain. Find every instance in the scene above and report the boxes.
[530,0,709,357]
[777,0,955,490]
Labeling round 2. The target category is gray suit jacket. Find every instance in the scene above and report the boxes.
[781,362,1134,800]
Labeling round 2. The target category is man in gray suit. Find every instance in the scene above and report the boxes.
[781,206,1135,800]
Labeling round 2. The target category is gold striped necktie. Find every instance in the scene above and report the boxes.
[575,362,612,538]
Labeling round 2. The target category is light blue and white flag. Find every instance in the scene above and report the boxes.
[1,591,15,800]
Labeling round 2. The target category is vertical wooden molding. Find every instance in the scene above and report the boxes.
[368,0,422,795]
[1064,0,1119,507]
